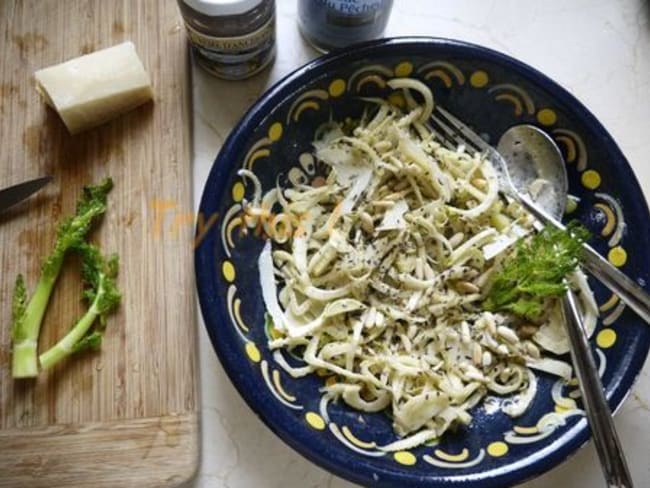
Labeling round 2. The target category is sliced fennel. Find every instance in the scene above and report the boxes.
[248,79,594,445]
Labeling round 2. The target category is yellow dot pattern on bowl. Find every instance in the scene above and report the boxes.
[597,328,617,349]
[268,122,283,142]
[305,411,326,430]
[536,108,557,126]
[245,342,261,363]
[608,246,627,267]
[394,61,413,77]
[470,70,489,88]
[222,261,235,282]
[232,182,245,202]
[581,169,601,190]
[394,451,417,466]
[487,441,508,457]
[328,79,346,97]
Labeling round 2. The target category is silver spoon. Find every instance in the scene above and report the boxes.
[498,125,634,488]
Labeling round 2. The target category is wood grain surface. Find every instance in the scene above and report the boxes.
[0,1,198,486]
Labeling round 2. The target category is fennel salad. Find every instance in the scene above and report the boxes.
[241,79,597,449]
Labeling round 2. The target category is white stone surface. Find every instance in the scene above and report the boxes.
[190,1,650,486]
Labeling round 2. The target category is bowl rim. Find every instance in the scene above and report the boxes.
[195,36,650,488]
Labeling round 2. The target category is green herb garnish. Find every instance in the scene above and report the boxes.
[483,222,590,321]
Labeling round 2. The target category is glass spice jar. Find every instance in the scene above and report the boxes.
[178,0,276,80]
[298,0,394,53]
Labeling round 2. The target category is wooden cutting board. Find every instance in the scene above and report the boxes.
[0,1,198,487]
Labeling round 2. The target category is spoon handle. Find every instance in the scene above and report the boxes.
[517,195,650,324]
[562,290,634,488]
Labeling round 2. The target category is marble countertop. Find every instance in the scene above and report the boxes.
[190,1,650,486]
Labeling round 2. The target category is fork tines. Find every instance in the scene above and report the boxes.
[430,106,490,155]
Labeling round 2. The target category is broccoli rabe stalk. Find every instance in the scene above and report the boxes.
[10,179,113,378]
[39,243,121,370]
[10,275,34,376]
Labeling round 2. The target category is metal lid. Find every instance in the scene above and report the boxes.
[182,0,264,17]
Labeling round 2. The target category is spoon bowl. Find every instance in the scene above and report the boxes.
[497,125,568,219]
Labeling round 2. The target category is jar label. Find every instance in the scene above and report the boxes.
[184,14,275,54]
[316,0,389,14]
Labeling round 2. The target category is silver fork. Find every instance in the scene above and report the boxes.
[429,105,633,488]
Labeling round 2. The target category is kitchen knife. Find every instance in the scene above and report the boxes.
[0,176,52,212]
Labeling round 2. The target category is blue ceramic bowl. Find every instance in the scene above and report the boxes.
[196,38,650,487]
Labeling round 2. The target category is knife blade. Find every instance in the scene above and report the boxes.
[0,176,53,212]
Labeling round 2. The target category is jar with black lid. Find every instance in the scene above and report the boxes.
[298,0,393,53]
[178,0,276,80]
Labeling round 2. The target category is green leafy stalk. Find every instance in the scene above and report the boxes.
[482,222,590,321]
[11,178,113,378]
[9,275,36,376]
[39,242,121,370]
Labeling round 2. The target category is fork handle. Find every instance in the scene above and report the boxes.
[562,290,634,488]
[581,246,650,324]
[516,194,650,324]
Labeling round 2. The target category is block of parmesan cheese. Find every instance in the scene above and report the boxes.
[34,41,153,134]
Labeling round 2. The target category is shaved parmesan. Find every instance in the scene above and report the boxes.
[34,42,153,134]
[376,199,409,231]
